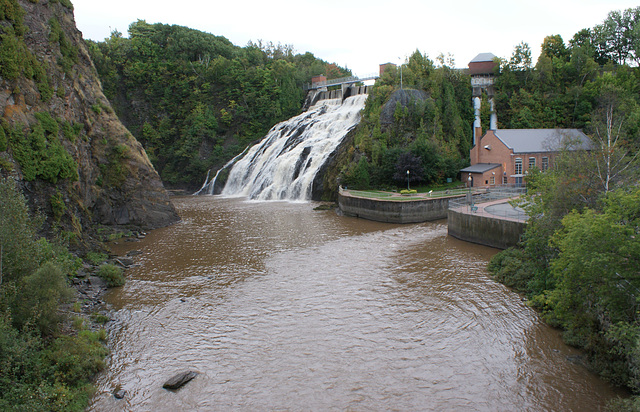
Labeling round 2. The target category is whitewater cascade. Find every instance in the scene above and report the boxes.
[193,146,250,195]
[222,93,367,201]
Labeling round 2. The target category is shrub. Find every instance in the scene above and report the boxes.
[50,192,65,221]
[11,261,74,335]
[85,251,107,265]
[0,126,6,151]
[90,313,110,324]
[400,189,417,195]
[96,264,125,287]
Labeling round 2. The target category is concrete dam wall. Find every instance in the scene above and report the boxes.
[447,208,525,249]
[338,191,454,224]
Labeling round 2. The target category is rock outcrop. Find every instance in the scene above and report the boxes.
[0,0,179,242]
[379,89,430,126]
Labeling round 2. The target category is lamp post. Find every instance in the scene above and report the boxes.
[406,169,410,190]
[467,173,473,210]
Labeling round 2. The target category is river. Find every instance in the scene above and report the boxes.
[89,196,624,411]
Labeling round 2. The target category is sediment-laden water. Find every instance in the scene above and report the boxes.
[89,196,624,411]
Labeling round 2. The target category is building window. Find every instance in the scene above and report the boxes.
[529,157,536,169]
[542,157,549,171]
[490,176,495,185]
[515,158,523,175]
[503,176,508,184]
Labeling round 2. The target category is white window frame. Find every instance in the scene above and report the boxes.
[514,158,523,175]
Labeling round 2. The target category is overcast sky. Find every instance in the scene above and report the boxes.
[72,0,638,76]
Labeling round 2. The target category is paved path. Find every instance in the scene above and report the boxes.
[459,198,528,223]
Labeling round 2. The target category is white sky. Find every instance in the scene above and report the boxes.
[72,0,638,77]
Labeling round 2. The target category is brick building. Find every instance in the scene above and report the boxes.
[461,128,591,187]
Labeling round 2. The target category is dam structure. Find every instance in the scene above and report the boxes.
[222,89,368,201]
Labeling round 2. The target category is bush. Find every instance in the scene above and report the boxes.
[11,262,74,335]
[400,189,417,195]
[85,251,108,265]
[96,264,125,287]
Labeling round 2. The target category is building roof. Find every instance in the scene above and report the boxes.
[493,129,591,153]
[470,53,497,63]
[460,163,501,173]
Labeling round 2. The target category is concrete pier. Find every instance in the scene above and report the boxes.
[338,188,462,224]
[447,198,526,249]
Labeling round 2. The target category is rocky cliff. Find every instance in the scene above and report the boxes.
[0,0,179,245]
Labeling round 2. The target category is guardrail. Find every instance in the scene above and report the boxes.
[304,74,380,91]
[448,185,528,221]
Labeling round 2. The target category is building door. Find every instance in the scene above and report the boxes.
[515,176,523,187]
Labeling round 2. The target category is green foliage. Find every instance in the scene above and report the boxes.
[0,0,26,35]
[0,7,53,101]
[49,17,78,74]
[0,182,106,411]
[96,263,125,287]
[85,251,108,265]
[7,116,78,183]
[89,20,349,187]
[10,262,74,335]
[61,120,83,143]
[49,191,65,221]
[90,313,110,324]
[0,125,7,151]
[494,7,640,134]
[98,143,130,188]
[334,50,472,193]
[0,178,45,282]
[491,185,640,393]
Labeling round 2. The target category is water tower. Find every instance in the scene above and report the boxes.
[469,53,497,143]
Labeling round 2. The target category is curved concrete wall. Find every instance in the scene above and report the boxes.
[338,193,452,223]
[447,208,525,249]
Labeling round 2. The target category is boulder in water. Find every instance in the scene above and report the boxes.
[163,371,198,390]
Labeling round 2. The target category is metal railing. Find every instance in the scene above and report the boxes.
[448,185,528,221]
[304,74,380,91]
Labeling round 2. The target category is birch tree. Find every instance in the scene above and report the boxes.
[591,84,640,192]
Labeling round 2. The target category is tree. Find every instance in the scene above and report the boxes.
[393,152,424,185]
[509,41,532,71]
[541,35,569,61]
[589,82,640,192]
[548,188,640,387]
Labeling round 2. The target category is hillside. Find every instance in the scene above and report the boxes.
[88,21,352,189]
[0,0,179,247]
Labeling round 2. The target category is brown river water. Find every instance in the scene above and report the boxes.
[89,196,624,411]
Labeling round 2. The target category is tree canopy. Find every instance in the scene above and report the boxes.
[88,20,350,188]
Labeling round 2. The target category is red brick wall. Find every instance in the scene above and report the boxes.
[468,61,497,75]
[311,75,327,85]
[469,130,557,185]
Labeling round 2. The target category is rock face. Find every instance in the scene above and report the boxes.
[379,89,430,126]
[0,0,179,240]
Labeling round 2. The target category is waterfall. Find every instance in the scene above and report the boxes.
[222,93,367,201]
[193,146,250,195]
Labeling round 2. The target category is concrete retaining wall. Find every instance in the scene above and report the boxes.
[338,192,453,223]
[447,208,525,249]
